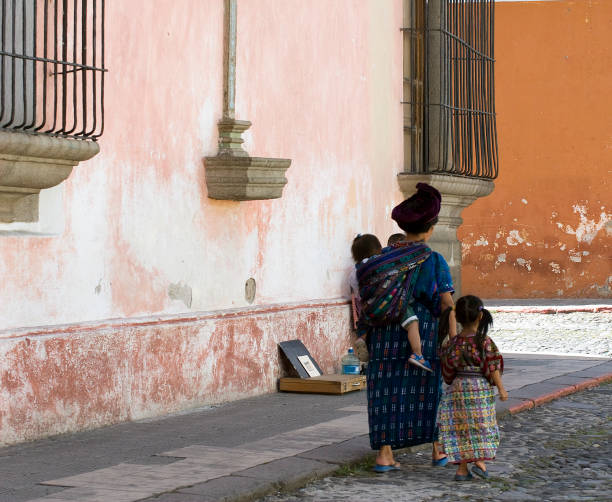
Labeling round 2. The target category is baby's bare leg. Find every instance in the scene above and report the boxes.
[404,321,422,356]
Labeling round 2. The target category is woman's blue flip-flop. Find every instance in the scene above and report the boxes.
[471,465,490,479]
[373,463,401,473]
[432,456,448,467]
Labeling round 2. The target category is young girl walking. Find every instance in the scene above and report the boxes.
[437,295,508,481]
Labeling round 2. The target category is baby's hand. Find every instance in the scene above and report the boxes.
[498,388,508,401]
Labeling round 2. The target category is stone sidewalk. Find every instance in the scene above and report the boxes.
[1,355,610,502]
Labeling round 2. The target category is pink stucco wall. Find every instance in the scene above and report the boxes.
[0,1,406,444]
[0,301,351,444]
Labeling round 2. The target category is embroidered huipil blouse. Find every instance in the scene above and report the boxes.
[440,333,504,385]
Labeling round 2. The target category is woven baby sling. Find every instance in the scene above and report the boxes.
[356,242,432,326]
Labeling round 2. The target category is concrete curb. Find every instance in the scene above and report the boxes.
[507,372,612,414]
[489,305,612,314]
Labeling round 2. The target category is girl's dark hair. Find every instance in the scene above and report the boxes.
[400,216,438,235]
[351,234,382,262]
[438,295,493,353]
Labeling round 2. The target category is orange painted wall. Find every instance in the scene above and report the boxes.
[460,0,612,298]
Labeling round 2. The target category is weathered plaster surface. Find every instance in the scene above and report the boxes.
[0,1,405,443]
[460,0,611,298]
[0,0,404,329]
[0,300,351,445]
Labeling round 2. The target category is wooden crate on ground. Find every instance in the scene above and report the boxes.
[279,374,366,395]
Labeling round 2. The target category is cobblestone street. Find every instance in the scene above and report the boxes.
[261,383,612,502]
[491,311,611,358]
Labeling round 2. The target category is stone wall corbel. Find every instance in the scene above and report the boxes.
[204,0,290,201]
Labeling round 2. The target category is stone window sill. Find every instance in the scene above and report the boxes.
[0,131,99,234]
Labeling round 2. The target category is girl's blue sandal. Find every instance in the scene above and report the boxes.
[454,472,473,481]
[471,466,489,479]
[431,456,448,467]
[373,463,401,473]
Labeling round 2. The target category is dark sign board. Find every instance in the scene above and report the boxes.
[278,340,323,379]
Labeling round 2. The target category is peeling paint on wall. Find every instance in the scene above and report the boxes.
[594,276,612,296]
[168,282,193,308]
[0,300,352,446]
[556,205,611,244]
[506,230,525,246]
[515,258,532,271]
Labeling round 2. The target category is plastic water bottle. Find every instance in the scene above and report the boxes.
[341,348,360,375]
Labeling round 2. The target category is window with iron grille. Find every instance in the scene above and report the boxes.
[403,0,498,179]
[0,0,105,140]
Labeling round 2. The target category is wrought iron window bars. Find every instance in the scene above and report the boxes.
[403,0,498,179]
[0,0,105,141]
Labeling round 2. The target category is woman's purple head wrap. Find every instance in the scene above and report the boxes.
[391,183,441,232]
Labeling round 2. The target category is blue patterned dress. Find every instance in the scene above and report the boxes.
[366,250,454,450]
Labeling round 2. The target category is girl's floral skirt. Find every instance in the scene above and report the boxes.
[437,371,499,463]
